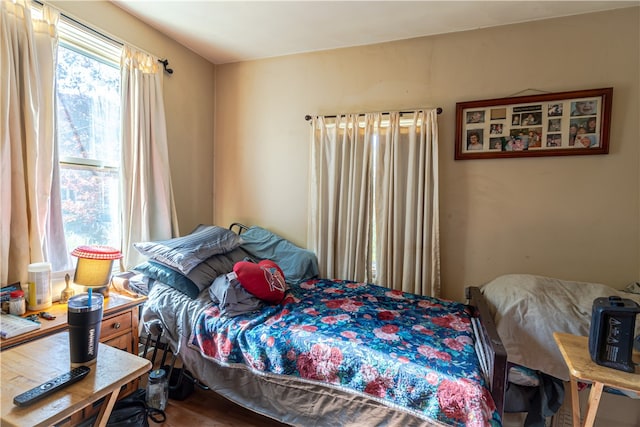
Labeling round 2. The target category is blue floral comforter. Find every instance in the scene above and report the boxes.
[191,279,500,426]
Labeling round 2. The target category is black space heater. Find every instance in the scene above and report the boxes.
[588,296,640,373]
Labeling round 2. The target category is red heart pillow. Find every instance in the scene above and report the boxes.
[233,260,286,303]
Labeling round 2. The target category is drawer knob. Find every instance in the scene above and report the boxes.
[113,322,121,329]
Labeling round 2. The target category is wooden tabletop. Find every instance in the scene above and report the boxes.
[553,332,640,393]
[1,332,151,427]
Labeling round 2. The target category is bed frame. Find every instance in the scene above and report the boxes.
[466,286,508,419]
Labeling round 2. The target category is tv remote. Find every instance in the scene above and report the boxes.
[13,366,91,407]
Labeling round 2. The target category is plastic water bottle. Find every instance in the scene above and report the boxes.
[146,369,168,411]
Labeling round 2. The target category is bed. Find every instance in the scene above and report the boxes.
[480,274,640,425]
[133,224,507,427]
[481,274,640,384]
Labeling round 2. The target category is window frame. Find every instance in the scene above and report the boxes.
[33,3,124,279]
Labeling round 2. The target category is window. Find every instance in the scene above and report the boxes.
[54,16,123,255]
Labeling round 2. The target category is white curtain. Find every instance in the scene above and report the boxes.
[120,45,179,269]
[309,110,440,297]
[1,0,61,285]
[309,115,372,282]
[374,110,440,296]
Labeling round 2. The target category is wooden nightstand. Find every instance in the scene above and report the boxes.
[1,293,146,384]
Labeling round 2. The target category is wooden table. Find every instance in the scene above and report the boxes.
[1,332,151,427]
[553,332,640,427]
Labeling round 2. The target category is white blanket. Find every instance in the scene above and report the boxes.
[481,274,640,381]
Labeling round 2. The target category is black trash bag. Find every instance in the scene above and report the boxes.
[163,365,195,401]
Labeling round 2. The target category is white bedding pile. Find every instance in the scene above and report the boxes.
[482,274,640,381]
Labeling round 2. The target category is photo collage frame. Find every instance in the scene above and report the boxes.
[455,88,612,160]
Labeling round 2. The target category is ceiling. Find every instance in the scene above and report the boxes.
[111,1,638,65]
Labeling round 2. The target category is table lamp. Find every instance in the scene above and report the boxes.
[69,245,122,298]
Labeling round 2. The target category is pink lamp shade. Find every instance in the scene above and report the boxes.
[71,245,122,287]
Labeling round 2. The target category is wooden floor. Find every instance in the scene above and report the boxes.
[149,385,288,427]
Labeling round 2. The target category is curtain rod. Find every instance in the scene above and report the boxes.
[35,0,173,74]
[305,107,442,121]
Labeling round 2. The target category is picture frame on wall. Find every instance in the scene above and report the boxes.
[454,88,613,160]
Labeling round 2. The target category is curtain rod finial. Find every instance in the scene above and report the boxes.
[158,58,173,74]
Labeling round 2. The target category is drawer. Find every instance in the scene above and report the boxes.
[100,311,132,341]
[103,332,132,353]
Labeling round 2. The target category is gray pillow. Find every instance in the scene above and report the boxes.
[132,248,253,299]
[187,247,253,291]
[133,261,199,299]
[133,225,243,275]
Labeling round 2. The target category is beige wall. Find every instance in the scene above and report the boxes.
[51,1,216,235]
[214,7,640,300]
[46,3,639,301]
